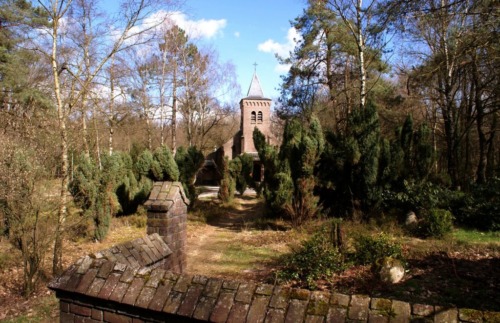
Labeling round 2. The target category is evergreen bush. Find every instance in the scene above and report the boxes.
[352,233,403,265]
[276,226,345,289]
[419,208,454,238]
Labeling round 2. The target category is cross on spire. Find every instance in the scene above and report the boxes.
[253,62,258,72]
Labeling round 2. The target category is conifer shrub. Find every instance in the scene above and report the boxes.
[419,208,454,238]
[175,146,205,204]
[352,233,403,265]
[276,226,345,289]
[152,146,179,181]
[218,157,235,203]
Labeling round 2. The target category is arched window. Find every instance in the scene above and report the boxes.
[257,111,263,123]
[251,111,256,124]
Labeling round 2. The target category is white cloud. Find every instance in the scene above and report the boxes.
[169,11,226,39]
[234,31,240,38]
[258,27,300,57]
[275,63,291,73]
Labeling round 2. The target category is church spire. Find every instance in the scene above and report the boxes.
[246,70,265,98]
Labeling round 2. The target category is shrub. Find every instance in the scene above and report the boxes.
[352,233,403,265]
[276,226,344,289]
[419,208,453,238]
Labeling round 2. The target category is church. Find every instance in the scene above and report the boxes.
[197,72,276,185]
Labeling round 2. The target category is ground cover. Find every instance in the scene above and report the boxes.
[0,193,498,321]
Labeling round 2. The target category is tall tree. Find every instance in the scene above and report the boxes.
[34,0,179,275]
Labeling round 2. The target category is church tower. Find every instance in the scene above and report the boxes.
[239,72,272,155]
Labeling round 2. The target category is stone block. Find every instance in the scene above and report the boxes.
[247,295,271,323]
[148,280,174,312]
[203,278,223,298]
[304,315,324,323]
[59,312,75,323]
[412,303,434,317]
[458,308,483,322]
[193,296,217,321]
[227,302,250,322]
[270,286,290,309]
[98,272,122,300]
[76,268,98,294]
[256,284,274,296]
[120,267,138,283]
[285,299,308,323]
[96,260,115,279]
[70,303,92,317]
[326,306,347,323]
[173,274,193,293]
[210,291,236,323]
[434,307,458,323]
[87,278,105,297]
[330,292,350,308]
[307,291,330,316]
[163,291,184,314]
[265,308,285,323]
[348,294,370,321]
[144,269,165,288]
[391,300,411,323]
[109,281,130,303]
[122,277,145,306]
[177,284,204,317]
[368,310,389,323]
[135,286,156,308]
[235,282,257,304]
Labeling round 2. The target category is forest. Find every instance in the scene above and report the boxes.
[0,0,498,317]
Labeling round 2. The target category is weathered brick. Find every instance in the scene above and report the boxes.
[391,300,411,323]
[304,315,324,323]
[326,306,347,323]
[285,299,308,323]
[247,295,270,323]
[91,308,102,321]
[173,274,193,293]
[122,277,145,306]
[330,293,350,308]
[434,307,458,323]
[265,308,285,323]
[103,311,133,323]
[87,278,105,297]
[76,268,98,294]
[222,280,240,290]
[256,284,274,296]
[109,281,130,303]
[290,288,311,301]
[210,291,236,323]
[307,291,330,316]
[135,286,156,308]
[60,301,70,313]
[177,284,204,317]
[70,303,92,317]
[227,302,250,322]
[120,267,138,283]
[235,282,256,304]
[192,274,208,285]
[193,296,217,321]
[97,272,121,300]
[368,310,389,323]
[458,308,483,322]
[60,312,75,322]
[96,260,115,279]
[203,278,223,298]
[148,279,174,312]
[270,286,290,309]
[348,294,370,321]
[412,303,434,317]
[163,291,184,314]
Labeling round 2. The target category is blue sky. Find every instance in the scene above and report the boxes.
[172,0,307,101]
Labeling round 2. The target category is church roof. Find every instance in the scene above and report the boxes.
[246,72,266,99]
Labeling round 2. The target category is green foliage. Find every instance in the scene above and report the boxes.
[229,153,254,195]
[454,178,500,231]
[352,233,404,265]
[218,157,235,203]
[254,115,324,226]
[152,146,179,181]
[175,146,205,204]
[419,208,454,238]
[319,102,382,219]
[276,226,345,289]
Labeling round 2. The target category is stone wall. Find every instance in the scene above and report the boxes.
[49,181,500,322]
[50,257,499,322]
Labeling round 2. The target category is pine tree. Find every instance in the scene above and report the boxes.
[175,146,205,205]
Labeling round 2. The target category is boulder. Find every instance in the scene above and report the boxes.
[378,257,405,284]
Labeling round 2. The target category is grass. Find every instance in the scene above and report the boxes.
[2,294,58,323]
[452,228,500,245]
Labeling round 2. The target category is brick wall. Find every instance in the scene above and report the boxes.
[144,182,189,273]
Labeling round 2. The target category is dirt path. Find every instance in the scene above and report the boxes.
[186,193,288,281]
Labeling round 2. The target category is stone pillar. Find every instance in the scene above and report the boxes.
[144,181,189,273]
